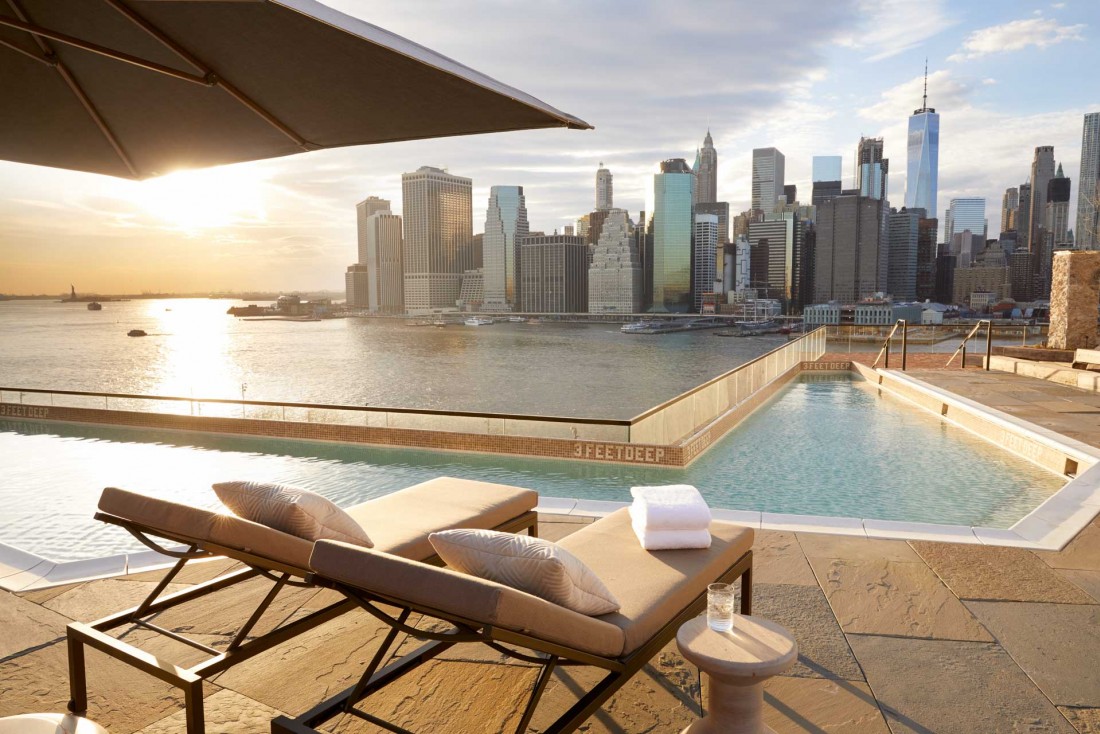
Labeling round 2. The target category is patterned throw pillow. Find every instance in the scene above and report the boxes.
[213,481,372,547]
[428,529,619,616]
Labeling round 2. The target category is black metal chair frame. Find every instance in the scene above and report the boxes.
[65,509,539,734]
[271,549,753,734]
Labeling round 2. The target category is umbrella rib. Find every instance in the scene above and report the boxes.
[4,0,139,178]
[104,0,315,152]
[0,36,53,65]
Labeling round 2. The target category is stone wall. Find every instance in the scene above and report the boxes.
[1048,251,1100,350]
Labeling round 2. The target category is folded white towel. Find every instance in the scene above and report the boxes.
[629,485,711,531]
[630,505,712,550]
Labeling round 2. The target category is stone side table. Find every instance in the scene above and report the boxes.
[677,614,798,734]
[0,713,108,734]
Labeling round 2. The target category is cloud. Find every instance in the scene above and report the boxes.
[948,17,1086,62]
[834,0,956,61]
[859,70,972,122]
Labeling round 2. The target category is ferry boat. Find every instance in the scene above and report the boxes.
[431,319,447,328]
[508,316,526,323]
[87,302,102,311]
[464,317,493,326]
[620,320,660,333]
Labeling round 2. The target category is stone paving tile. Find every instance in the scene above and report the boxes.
[1060,707,1100,733]
[43,579,190,621]
[751,583,864,682]
[0,639,219,734]
[965,601,1100,708]
[0,590,72,660]
[149,575,324,638]
[809,558,992,641]
[847,635,1076,734]
[911,541,1095,603]
[124,558,244,585]
[212,608,394,716]
[753,530,817,586]
[796,533,921,563]
[18,582,82,605]
[1037,523,1100,571]
[763,676,891,733]
[536,519,590,543]
[1056,569,1100,602]
[137,688,286,733]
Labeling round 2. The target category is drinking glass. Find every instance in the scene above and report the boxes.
[707,582,734,632]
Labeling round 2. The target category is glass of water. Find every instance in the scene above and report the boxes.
[707,583,734,632]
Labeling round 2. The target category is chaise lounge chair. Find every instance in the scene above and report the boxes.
[271,507,754,734]
[65,477,538,734]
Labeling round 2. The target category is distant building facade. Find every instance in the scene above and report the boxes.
[855,136,888,201]
[693,131,718,204]
[482,185,529,311]
[692,214,718,312]
[596,163,613,211]
[401,166,474,313]
[519,235,588,313]
[1078,112,1100,249]
[905,69,939,219]
[649,158,694,312]
[588,209,641,313]
[751,147,785,214]
[888,208,920,301]
[813,195,887,303]
[812,156,843,208]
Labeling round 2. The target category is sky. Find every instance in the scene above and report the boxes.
[1,0,1098,295]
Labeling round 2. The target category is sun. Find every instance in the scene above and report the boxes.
[130,166,267,233]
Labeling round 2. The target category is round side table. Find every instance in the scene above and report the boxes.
[0,713,108,734]
[677,614,798,734]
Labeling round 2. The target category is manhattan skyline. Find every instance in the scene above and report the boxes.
[0,0,1097,294]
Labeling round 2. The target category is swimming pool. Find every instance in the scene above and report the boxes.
[0,373,1065,562]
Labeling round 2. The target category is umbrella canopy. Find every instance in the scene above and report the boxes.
[0,0,591,179]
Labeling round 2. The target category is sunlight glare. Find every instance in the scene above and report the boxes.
[132,167,266,232]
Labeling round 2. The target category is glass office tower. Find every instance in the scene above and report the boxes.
[906,84,940,220]
[482,185,529,311]
[649,159,694,312]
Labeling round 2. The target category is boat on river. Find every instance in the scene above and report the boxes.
[127,329,147,337]
[464,317,493,326]
[87,302,102,311]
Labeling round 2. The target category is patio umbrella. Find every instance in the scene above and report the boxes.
[0,0,591,179]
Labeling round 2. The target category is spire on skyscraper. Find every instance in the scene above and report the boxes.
[922,58,928,110]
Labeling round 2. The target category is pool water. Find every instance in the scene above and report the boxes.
[0,374,1064,561]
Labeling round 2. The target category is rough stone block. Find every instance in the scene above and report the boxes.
[1049,251,1100,351]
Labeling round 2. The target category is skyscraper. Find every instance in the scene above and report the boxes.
[916,215,939,301]
[1078,112,1100,249]
[1017,181,1032,251]
[693,130,718,204]
[696,202,730,244]
[751,148,785,213]
[814,195,887,303]
[649,159,694,312]
[401,166,474,314]
[944,198,986,242]
[692,213,718,312]
[855,137,888,201]
[596,163,613,211]
[356,196,391,265]
[588,209,641,313]
[811,156,843,208]
[748,212,800,301]
[519,234,588,313]
[1026,146,1056,253]
[1001,187,1019,236]
[888,208,921,301]
[362,210,404,313]
[1046,164,1071,247]
[905,64,939,220]
[482,185,529,311]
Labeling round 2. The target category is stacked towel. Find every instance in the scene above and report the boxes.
[629,485,712,550]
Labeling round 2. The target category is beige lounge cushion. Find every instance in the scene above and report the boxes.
[558,508,754,656]
[429,529,619,616]
[310,540,626,658]
[345,477,537,560]
[213,481,373,548]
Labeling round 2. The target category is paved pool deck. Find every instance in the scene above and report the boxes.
[1,361,1099,732]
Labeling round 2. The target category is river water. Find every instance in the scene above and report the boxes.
[0,298,788,418]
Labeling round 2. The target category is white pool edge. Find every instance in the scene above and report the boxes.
[4,366,1099,592]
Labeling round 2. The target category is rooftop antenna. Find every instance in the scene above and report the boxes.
[922,57,928,110]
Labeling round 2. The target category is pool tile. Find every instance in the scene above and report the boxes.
[796,533,920,563]
[862,519,981,544]
[911,541,1097,603]
[0,639,219,731]
[752,530,817,586]
[1059,707,1100,733]
[1035,522,1100,570]
[762,676,890,734]
[1055,569,1100,603]
[136,688,287,734]
[711,508,762,527]
[847,635,1076,734]
[535,496,577,514]
[749,583,864,682]
[972,526,1039,548]
[570,499,628,517]
[761,513,866,537]
[0,543,47,581]
[0,591,71,661]
[808,558,992,641]
[965,601,1100,707]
